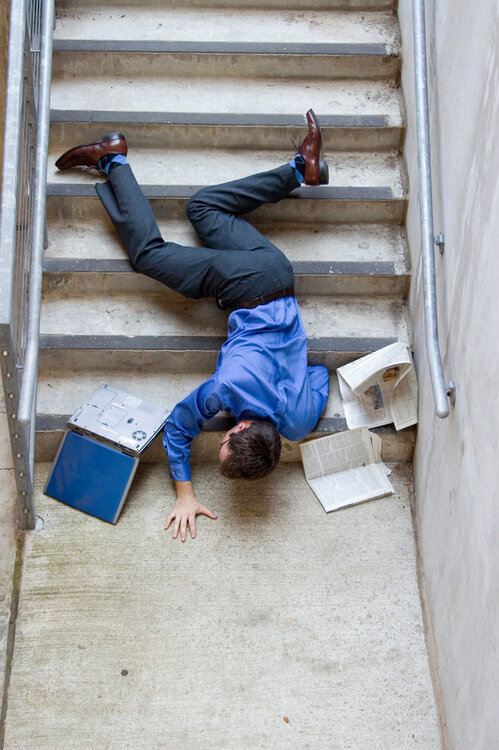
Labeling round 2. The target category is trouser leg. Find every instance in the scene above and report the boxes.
[95,164,228,299]
[187,164,300,252]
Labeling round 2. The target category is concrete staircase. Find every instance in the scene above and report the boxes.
[38,0,414,464]
[0,1,442,747]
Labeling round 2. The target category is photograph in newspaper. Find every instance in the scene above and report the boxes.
[337,342,418,431]
[300,427,394,512]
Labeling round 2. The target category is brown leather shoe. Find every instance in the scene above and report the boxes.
[55,133,127,176]
[298,110,329,186]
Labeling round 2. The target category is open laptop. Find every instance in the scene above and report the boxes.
[45,384,170,523]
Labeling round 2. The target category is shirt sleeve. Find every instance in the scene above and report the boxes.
[307,365,330,423]
[163,375,224,481]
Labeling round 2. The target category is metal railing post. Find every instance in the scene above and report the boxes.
[18,0,55,426]
[0,0,54,529]
[412,0,455,417]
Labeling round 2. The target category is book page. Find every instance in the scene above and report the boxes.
[308,463,394,512]
[391,365,418,429]
[338,343,419,431]
[300,427,376,480]
[338,374,395,429]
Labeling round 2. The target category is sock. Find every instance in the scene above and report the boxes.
[289,154,305,184]
[99,153,127,174]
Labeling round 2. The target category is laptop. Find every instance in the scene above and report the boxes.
[45,384,170,523]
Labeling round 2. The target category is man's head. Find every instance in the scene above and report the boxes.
[219,420,281,480]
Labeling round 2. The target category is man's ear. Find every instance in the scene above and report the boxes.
[237,420,253,431]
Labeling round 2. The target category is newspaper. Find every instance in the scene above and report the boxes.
[300,427,394,512]
[337,342,418,431]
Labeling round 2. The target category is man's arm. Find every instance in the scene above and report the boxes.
[164,480,217,542]
[308,364,330,420]
[163,376,223,539]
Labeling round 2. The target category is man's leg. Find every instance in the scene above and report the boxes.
[95,163,228,300]
[187,164,300,253]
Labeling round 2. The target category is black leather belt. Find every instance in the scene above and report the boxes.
[229,286,295,313]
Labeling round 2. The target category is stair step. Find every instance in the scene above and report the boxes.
[48,148,405,190]
[35,419,414,464]
[49,114,403,151]
[34,368,414,464]
[50,72,402,117]
[42,258,409,296]
[46,187,405,223]
[40,289,409,338]
[52,40,399,80]
[45,211,408,264]
[38,332,401,370]
[55,7,399,46]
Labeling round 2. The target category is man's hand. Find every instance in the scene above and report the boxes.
[165,480,217,542]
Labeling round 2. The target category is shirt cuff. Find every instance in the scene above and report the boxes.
[169,463,192,482]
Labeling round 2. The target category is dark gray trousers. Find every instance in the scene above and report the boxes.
[95,163,298,309]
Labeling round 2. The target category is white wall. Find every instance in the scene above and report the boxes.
[398,1,499,748]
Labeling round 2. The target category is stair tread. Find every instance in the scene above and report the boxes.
[44,220,408,267]
[54,9,398,45]
[50,78,402,116]
[47,150,405,195]
[39,292,409,340]
[36,370,345,418]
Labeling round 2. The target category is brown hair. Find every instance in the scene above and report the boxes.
[220,421,281,480]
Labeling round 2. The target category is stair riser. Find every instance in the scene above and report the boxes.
[46,195,405,224]
[42,270,408,297]
[52,50,399,81]
[35,428,413,464]
[38,343,398,372]
[49,120,403,152]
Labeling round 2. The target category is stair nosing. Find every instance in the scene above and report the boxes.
[35,413,407,437]
[52,39,399,57]
[46,184,396,201]
[38,334,397,352]
[50,110,397,129]
[42,258,400,277]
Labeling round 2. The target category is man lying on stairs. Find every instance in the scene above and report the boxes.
[55,110,330,542]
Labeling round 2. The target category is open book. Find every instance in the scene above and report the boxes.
[300,427,394,512]
[337,341,418,431]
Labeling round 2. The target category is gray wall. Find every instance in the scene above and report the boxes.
[398,1,499,748]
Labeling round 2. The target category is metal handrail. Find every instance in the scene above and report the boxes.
[0,0,54,529]
[412,0,455,417]
[18,0,54,425]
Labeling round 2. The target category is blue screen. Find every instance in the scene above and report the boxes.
[45,431,137,523]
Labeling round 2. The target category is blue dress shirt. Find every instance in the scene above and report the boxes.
[163,297,329,481]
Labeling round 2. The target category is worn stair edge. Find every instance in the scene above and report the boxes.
[37,336,398,370]
[46,187,405,223]
[50,111,396,128]
[42,259,409,297]
[39,333,397,353]
[46,184,395,200]
[49,112,403,151]
[34,420,415,464]
[55,0,397,9]
[53,40,399,56]
[42,258,397,275]
[36,413,399,435]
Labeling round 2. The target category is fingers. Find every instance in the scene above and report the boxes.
[199,504,217,519]
[164,505,217,541]
[173,515,181,540]
[189,514,196,539]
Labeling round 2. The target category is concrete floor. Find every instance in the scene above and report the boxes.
[0,451,441,749]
